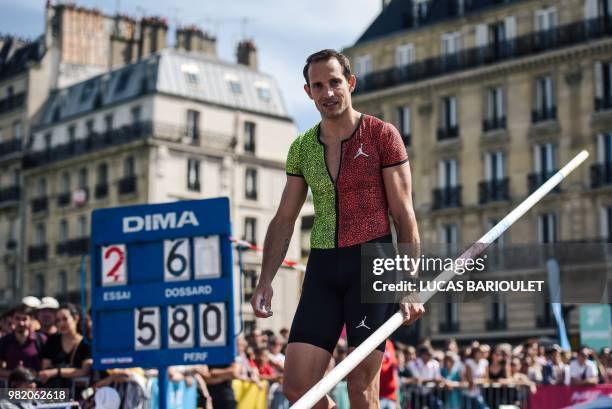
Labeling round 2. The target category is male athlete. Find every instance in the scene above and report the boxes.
[251,49,424,409]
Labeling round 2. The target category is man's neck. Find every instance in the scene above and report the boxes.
[320,108,361,140]
[15,330,29,344]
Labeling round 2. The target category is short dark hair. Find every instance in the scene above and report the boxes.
[14,304,34,317]
[303,49,352,86]
[9,367,36,387]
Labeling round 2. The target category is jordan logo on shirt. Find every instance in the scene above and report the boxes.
[356,316,371,330]
[354,143,369,159]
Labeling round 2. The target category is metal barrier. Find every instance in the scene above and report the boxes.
[399,382,531,409]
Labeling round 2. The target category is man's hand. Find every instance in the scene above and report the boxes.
[400,302,425,326]
[251,283,274,318]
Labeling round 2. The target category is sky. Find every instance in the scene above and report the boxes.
[0,0,382,132]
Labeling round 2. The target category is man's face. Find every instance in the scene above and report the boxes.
[38,309,56,327]
[305,58,355,120]
[13,312,31,335]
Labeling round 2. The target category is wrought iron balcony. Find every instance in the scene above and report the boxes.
[531,106,557,123]
[591,162,612,188]
[437,126,459,141]
[528,171,560,194]
[0,93,25,115]
[0,186,20,204]
[438,321,460,333]
[479,178,510,204]
[482,116,506,132]
[57,192,70,207]
[6,240,17,250]
[432,186,462,210]
[31,197,48,213]
[118,176,137,195]
[95,183,109,199]
[28,245,48,262]
[355,16,612,94]
[485,319,508,331]
[0,138,21,158]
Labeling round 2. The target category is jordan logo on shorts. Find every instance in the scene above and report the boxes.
[354,143,369,159]
[356,316,371,330]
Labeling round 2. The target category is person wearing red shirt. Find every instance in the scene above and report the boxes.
[380,339,399,409]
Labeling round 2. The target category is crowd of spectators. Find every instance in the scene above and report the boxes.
[0,296,610,409]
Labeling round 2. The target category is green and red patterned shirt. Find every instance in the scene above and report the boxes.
[286,114,408,249]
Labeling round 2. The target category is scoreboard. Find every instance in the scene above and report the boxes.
[91,198,236,370]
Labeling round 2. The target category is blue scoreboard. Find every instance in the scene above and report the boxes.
[90,197,236,370]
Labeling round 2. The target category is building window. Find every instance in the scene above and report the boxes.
[438,96,458,139]
[58,271,67,295]
[186,110,200,141]
[243,270,258,303]
[34,274,45,298]
[13,121,22,140]
[438,159,458,188]
[97,163,108,185]
[594,61,612,110]
[442,31,462,56]
[124,156,135,177]
[395,44,415,68]
[35,223,46,246]
[37,177,47,197]
[78,168,88,188]
[226,76,242,94]
[484,86,505,130]
[533,143,557,175]
[395,106,411,146]
[187,159,201,191]
[245,168,258,200]
[86,119,95,136]
[535,7,558,32]
[8,219,16,243]
[104,114,114,133]
[59,219,68,243]
[44,132,52,150]
[354,55,372,78]
[256,84,271,101]
[244,122,256,153]
[414,0,431,21]
[67,125,76,144]
[533,75,556,122]
[60,172,71,194]
[11,169,19,186]
[243,217,257,245]
[538,212,558,243]
[440,223,458,256]
[78,215,87,237]
[485,151,506,182]
[131,106,141,124]
[116,69,131,93]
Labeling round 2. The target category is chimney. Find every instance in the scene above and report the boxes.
[236,40,257,70]
[139,16,168,58]
[175,26,216,56]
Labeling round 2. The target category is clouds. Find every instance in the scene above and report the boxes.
[0,0,381,131]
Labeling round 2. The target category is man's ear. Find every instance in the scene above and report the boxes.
[304,84,313,100]
[348,75,357,93]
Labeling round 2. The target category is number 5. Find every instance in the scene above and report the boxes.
[134,307,160,350]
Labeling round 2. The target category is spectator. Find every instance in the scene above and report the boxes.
[251,347,279,382]
[204,363,240,409]
[38,303,92,388]
[525,355,543,383]
[37,297,59,337]
[487,345,511,383]
[463,345,490,409]
[408,345,443,409]
[0,309,15,338]
[569,347,599,386]
[379,339,399,409]
[0,368,38,409]
[440,352,463,409]
[542,345,569,385]
[267,335,285,372]
[0,304,46,377]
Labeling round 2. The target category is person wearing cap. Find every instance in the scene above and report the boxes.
[93,387,121,409]
[0,305,46,379]
[37,297,59,337]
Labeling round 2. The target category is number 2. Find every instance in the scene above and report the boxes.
[102,244,127,286]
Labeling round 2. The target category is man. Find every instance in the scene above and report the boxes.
[407,346,443,409]
[250,49,424,409]
[542,344,569,385]
[37,297,59,337]
[0,368,38,409]
[569,347,599,386]
[0,305,46,378]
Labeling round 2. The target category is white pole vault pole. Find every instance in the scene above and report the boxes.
[290,150,589,409]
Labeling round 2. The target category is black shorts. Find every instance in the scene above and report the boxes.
[288,234,397,354]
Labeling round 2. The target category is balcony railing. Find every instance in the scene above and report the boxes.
[28,245,48,262]
[437,126,459,141]
[432,186,462,209]
[355,16,612,94]
[438,321,460,333]
[31,197,48,213]
[0,186,20,203]
[478,178,509,204]
[25,121,233,169]
[0,93,26,115]
[6,240,17,250]
[118,176,137,195]
[532,106,557,123]
[485,319,508,331]
[528,171,560,194]
[57,192,70,207]
[95,183,109,199]
[482,116,506,132]
[0,138,21,158]
[591,162,612,188]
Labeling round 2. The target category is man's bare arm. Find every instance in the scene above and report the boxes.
[251,175,307,318]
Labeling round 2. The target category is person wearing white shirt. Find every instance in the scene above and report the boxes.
[569,347,599,386]
[406,346,443,409]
